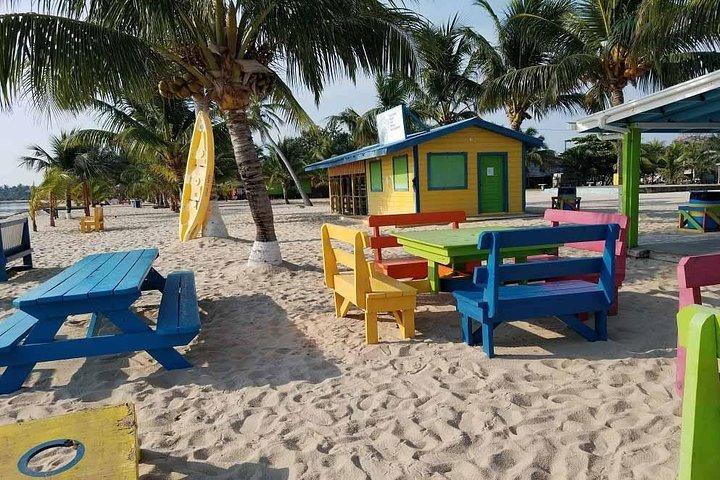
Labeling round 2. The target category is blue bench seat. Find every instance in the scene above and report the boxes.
[454,280,609,321]
[0,313,38,354]
[157,271,200,337]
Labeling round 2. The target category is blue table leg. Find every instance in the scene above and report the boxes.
[0,316,65,394]
[104,310,192,369]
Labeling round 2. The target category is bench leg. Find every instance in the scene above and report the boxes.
[0,267,6,282]
[481,320,495,358]
[595,311,608,341]
[364,311,379,344]
[23,252,33,269]
[398,309,415,340]
[104,310,192,370]
[334,293,351,318]
[461,314,473,345]
[0,316,64,394]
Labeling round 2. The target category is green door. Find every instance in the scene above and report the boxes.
[478,154,507,213]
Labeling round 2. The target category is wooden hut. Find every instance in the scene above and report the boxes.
[305,116,544,216]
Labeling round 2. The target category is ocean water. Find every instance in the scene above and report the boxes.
[0,201,28,219]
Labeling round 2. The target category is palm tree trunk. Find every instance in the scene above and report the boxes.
[266,136,313,207]
[193,96,229,238]
[610,86,625,107]
[49,192,56,227]
[81,182,90,216]
[224,107,282,265]
[282,183,289,204]
[65,188,72,219]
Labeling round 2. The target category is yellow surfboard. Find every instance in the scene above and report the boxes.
[179,111,215,242]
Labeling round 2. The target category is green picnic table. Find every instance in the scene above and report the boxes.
[392,226,559,293]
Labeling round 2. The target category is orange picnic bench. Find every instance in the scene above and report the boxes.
[368,211,467,280]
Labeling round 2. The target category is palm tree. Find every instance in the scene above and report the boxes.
[472,0,586,131]
[0,1,420,265]
[246,96,314,206]
[506,0,720,108]
[640,139,665,181]
[262,138,306,204]
[411,16,481,126]
[328,73,416,147]
[20,131,114,217]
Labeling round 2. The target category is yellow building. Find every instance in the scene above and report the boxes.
[305,117,543,217]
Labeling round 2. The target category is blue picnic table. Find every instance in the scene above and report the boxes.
[0,249,200,394]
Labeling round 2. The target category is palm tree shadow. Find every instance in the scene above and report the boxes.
[49,294,340,401]
[140,450,289,479]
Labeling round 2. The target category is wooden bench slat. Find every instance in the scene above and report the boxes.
[157,272,200,336]
[87,250,145,298]
[15,254,104,306]
[64,251,133,301]
[0,313,38,353]
[113,249,159,296]
[37,255,115,304]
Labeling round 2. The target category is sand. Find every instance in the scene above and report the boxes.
[0,199,696,479]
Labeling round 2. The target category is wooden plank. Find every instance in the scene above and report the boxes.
[87,250,145,298]
[0,404,138,480]
[14,254,103,306]
[177,273,200,334]
[368,211,466,228]
[34,254,113,305]
[64,251,133,301]
[156,273,181,333]
[113,249,158,296]
[0,313,38,352]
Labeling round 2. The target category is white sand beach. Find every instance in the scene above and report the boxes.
[0,197,703,479]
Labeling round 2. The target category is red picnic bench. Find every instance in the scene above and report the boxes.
[528,209,629,316]
[368,211,466,280]
[676,252,720,396]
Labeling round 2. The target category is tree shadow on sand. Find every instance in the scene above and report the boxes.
[140,450,289,480]
[415,290,679,361]
[47,294,340,402]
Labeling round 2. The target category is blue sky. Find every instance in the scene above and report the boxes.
[0,0,671,185]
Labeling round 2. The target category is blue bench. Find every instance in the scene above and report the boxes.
[157,271,200,337]
[0,250,201,394]
[0,218,32,281]
[453,224,619,358]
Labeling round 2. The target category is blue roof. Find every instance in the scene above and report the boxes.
[304,117,544,172]
[572,70,720,134]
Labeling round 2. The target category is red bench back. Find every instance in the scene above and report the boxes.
[367,211,466,262]
[678,253,720,308]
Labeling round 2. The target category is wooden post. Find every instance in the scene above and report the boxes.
[621,127,641,248]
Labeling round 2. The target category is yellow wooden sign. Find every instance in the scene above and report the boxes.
[0,403,139,479]
[179,111,215,242]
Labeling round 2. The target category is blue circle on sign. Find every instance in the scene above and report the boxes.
[17,439,85,477]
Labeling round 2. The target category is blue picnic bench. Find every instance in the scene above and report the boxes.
[0,249,200,394]
[0,217,32,281]
[453,224,619,358]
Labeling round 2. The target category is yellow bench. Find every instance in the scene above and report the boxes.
[79,206,104,233]
[321,223,417,344]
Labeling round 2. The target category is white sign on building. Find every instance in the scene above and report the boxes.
[376,105,406,144]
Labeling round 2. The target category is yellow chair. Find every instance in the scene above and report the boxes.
[321,223,417,344]
[79,206,104,233]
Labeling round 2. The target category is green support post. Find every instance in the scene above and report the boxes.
[621,127,641,248]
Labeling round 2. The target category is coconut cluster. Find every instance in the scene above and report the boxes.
[158,73,205,100]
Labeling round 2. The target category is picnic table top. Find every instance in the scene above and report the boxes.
[391,226,558,264]
[14,249,158,308]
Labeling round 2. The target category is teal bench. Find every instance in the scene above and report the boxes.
[0,250,201,394]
